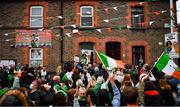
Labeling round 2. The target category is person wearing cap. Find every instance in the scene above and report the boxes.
[136,73,149,105]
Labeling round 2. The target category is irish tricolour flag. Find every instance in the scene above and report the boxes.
[96,51,125,70]
[155,52,180,79]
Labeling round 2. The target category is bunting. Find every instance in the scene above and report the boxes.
[2,4,173,39]
[66,33,72,37]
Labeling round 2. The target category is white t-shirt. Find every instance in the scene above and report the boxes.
[41,70,47,81]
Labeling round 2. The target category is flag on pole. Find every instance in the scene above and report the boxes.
[155,52,180,79]
[96,51,125,70]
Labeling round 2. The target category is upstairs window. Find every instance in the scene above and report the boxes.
[131,6,144,27]
[80,6,94,27]
[30,6,43,28]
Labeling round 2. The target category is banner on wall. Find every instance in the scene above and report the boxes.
[165,32,179,58]
[15,30,52,47]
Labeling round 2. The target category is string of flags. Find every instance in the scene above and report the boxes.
[0,0,178,27]
[0,0,177,47]
[18,0,166,23]
[2,16,170,39]
[1,0,176,39]
[102,10,168,24]
[64,20,167,37]
[56,9,169,29]
[93,0,160,12]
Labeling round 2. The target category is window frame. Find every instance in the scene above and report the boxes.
[29,48,43,67]
[30,6,43,28]
[80,42,95,64]
[131,6,144,28]
[80,6,94,28]
[132,46,145,67]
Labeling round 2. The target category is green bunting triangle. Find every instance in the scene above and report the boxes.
[112,17,119,21]
[117,25,122,30]
[85,30,93,33]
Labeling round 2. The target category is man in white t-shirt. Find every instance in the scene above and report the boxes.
[40,66,47,81]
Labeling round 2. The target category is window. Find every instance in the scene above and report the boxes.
[132,46,145,67]
[131,6,144,27]
[106,42,121,60]
[30,6,43,28]
[80,6,94,27]
[29,48,43,67]
[80,42,94,64]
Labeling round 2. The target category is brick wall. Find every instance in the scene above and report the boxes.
[0,1,26,65]
[0,0,170,72]
[0,1,62,72]
[64,0,170,65]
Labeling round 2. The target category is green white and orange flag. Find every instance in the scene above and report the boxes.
[96,51,125,70]
[155,52,180,79]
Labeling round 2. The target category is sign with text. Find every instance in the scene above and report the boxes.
[165,32,179,58]
[15,30,52,47]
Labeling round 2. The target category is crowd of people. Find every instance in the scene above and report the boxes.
[0,57,180,106]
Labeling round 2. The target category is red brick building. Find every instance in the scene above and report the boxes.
[0,0,173,72]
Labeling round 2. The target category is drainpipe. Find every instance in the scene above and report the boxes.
[170,0,174,33]
[60,0,64,69]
